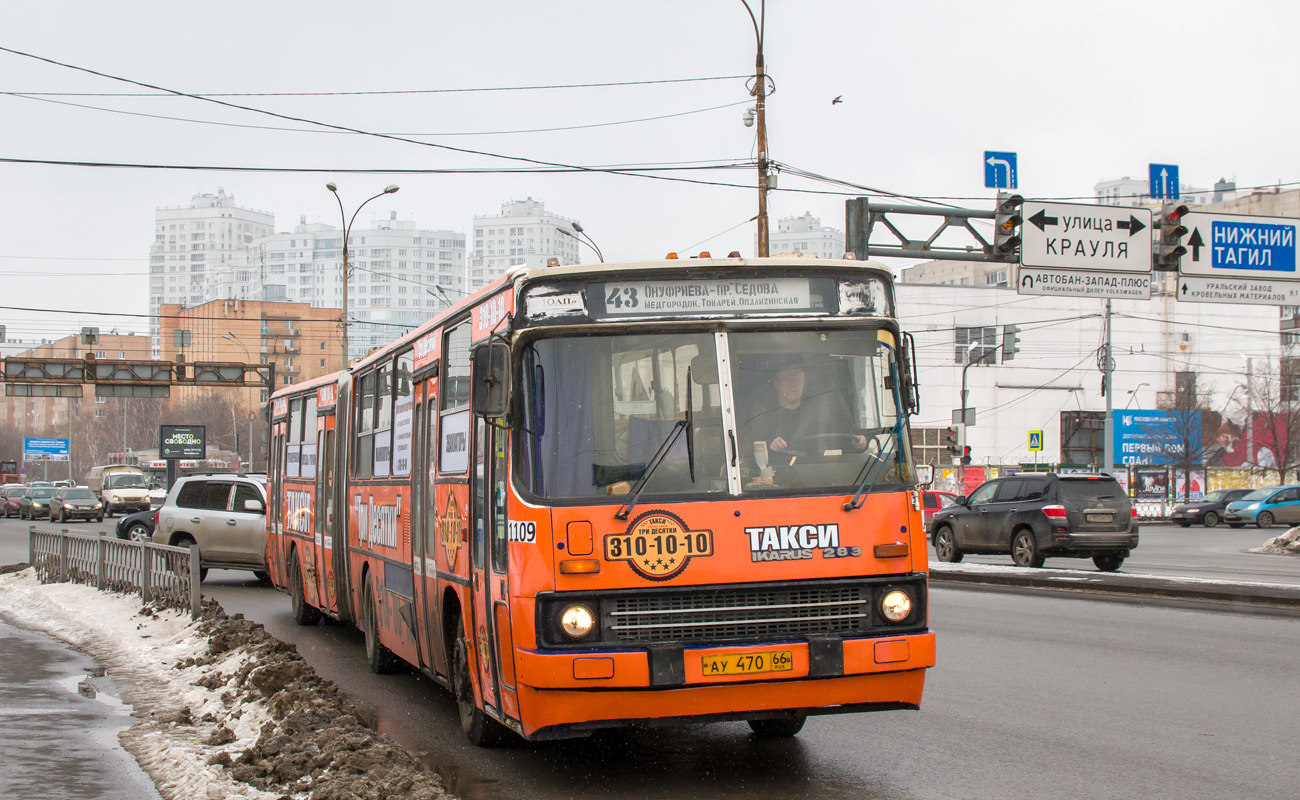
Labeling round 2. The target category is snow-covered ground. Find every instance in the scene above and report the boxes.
[0,567,450,800]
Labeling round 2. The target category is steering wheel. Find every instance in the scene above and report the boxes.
[780,432,861,456]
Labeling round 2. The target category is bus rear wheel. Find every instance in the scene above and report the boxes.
[363,576,401,674]
[289,550,321,626]
[451,620,510,747]
[748,714,807,737]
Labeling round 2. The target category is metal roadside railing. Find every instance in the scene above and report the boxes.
[28,526,201,617]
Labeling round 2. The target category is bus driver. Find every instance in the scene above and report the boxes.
[750,364,868,470]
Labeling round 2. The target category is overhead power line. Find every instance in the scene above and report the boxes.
[0,74,750,98]
[3,92,753,137]
[0,46,756,193]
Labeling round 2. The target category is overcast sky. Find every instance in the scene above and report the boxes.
[2,0,1296,341]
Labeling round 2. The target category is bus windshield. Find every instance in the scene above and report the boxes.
[518,327,910,501]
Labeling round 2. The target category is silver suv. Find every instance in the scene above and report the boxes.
[153,474,268,581]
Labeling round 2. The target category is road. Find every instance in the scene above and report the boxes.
[2,517,1297,799]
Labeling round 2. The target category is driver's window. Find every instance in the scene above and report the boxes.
[967,482,998,505]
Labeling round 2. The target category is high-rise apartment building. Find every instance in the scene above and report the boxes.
[471,198,580,287]
[246,213,467,360]
[765,212,845,259]
[149,189,274,357]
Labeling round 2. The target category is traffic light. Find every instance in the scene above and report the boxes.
[993,193,1024,258]
[1155,203,1190,270]
[1002,324,1020,362]
[944,426,960,455]
[961,445,972,465]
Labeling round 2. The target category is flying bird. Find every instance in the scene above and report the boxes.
[831,95,843,105]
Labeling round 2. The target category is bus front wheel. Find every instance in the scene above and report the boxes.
[748,714,807,737]
[451,621,510,747]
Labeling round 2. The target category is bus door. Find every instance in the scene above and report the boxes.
[469,417,518,722]
[410,383,440,674]
[314,414,339,614]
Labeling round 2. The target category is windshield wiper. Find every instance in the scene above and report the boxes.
[615,369,694,521]
[843,426,903,511]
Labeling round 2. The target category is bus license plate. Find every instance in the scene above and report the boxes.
[1086,513,1112,523]
[700,650,793,676]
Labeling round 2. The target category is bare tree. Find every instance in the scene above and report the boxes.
[1129,386,1219,500]
[1236,360,1300,484]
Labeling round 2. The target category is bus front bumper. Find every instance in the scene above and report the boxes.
[513,631,935,739]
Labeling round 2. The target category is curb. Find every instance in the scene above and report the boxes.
[929,567,1300,609]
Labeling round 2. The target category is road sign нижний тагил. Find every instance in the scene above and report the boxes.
[1149,163,1179,200]
[1176,211,1299,280]
[1020,201,1152,273]
[984,151,1017,190]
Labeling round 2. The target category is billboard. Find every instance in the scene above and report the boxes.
[1113,410,1202,466]
[23,437,69,462]
[159,425,207,459]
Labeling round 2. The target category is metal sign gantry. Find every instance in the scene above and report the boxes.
[3,356,274,398]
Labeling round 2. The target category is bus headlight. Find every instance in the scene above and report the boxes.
[559,605,595,639]
[880,590,912,622]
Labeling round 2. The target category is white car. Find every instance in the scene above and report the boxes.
[152,474,268,582]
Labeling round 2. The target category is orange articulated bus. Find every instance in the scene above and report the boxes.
[266,256,934,744]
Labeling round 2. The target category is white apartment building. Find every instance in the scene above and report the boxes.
[1093,175,1216,207]
[900,259,1011,288]
[471,198,580,286]
[764,212,845,259]
[245,213,467,360]
[149,189,274,357]
[898,281,1285,489]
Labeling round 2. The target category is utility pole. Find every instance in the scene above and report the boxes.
[1102,299,1115,475]
[741,1,771,256]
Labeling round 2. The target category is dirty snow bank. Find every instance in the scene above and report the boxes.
[0,566,451,800]
[1252,526,1300,555]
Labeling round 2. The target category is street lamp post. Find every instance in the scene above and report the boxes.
[959,342,997,489]
[739,0,771,256]
[223,332,255,471]
[1125,382,1151,410]
[326,183,400,365]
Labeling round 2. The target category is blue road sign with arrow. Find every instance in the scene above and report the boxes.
[984,151,1017,189]
[1149,163,1179,200]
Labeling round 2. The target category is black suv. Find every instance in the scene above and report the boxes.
[929,473,1138,571]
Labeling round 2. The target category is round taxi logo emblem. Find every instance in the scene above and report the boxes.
[604,510,713,582]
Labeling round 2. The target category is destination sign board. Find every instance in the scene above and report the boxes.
[1020,201,1152,273]
[1177,211,1300,280]
[594,277,812,316]
[1176,275,1300,306]
[1017,267,1152,299]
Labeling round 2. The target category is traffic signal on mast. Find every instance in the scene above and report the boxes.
[993,193,1024,258]
[1155,203,1190,270]
[1002,324,1020,362]
[961,445,972,466]
[944,426,960,455]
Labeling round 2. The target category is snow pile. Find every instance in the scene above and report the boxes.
[1253,526,1300,556]
[0,566,451,800]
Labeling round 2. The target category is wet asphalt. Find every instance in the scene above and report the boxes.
[0,613,161,800]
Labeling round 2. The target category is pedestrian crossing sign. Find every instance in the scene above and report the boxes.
[1028,430,1043,451]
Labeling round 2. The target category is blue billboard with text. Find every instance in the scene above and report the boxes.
[1113,410,1201,465]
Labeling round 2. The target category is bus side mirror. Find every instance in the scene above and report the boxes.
[472,342,510,419]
